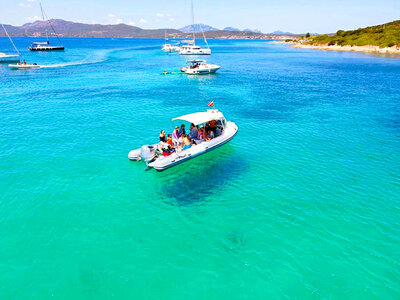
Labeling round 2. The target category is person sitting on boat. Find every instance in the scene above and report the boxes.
[167,134,173,147]
[179,124,186,136]
[207,130,214,140]
[23,59,26,65]
[172,126,180,145]
[197,126,205,140]
[159,130,166,143]
[181,134,191,150]
[208,120,217,134]
[190,123,198,139]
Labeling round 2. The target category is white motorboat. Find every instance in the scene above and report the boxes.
[179,0,211,56]
[0,53,20,63]
[0,24,20,62]
[29,3,64,51]
[128,109,238,171]
[9,63,40,70]
[162,43,181,52]
[181,59,221,75]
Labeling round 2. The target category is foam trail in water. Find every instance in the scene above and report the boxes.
[40,46,154,69]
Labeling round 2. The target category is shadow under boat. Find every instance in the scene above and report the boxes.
[157,145,248,206]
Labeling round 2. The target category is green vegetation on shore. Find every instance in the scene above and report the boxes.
[306,20,400,48]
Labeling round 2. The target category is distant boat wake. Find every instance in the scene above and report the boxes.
[39,58,104,68]
[39,46,154,69]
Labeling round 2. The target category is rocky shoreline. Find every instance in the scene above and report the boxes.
[273,40,400,55]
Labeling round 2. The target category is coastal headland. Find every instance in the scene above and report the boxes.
[278,20,400,55]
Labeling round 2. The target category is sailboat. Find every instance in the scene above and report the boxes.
[0,24,20,62]
[29,3,64,51]
[179,0,211,55]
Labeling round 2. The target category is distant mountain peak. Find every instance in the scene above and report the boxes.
[243,28,263,34]
[223,27,240,32]
[179,24,218,33]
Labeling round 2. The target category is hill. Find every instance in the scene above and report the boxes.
[307,20,400,47]
[0,19,290,39]
[1,19,181,38]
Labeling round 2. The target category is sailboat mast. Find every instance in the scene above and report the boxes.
[40,2,48,42]
[191,0,195,44]
[1,23,20,54]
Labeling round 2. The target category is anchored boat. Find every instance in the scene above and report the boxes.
[29,3,64,51]
[181,59,221,75]
[179,0,211,55]
[161,31,181,52]
[128,108,238,171]
[0,24,20,62]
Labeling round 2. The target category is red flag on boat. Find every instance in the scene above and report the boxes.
[208,101,214,107]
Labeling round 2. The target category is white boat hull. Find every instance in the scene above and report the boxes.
[0,54,20,63]
[179,48,211,55]
[162,45,181,52]
[29,45,64,51]
[148,121,238,171]
[8,64,40,70]
[181,64,221,75]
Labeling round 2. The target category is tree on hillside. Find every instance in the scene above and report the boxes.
[306,32,310,38]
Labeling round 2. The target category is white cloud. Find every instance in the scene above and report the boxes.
[156,13,164,17]
[19,3,32,8]
[115,18,123,24]
[169,18,175,22]
[128,21,136,26]
[139,18,148,24]
[27,0,36,2]
[25,15,41,21]
[108,13,116,18]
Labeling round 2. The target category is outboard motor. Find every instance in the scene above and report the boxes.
[140,145,155,162]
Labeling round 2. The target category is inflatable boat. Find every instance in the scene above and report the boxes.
[128,109,238,171]
[8,63,40,70]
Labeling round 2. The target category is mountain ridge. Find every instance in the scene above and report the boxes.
[0,19,294,39]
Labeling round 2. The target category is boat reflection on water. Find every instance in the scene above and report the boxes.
[157,146,248,206]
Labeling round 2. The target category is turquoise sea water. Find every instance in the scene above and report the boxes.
[1,37,400,298]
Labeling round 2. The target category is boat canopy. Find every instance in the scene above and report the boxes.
[172,110,224,126]
[188,59,206,63]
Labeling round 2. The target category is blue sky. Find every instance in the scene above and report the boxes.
[2,0,400,33]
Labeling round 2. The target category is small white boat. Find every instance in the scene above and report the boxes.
[0,52,20,63]
[29,42,64,51]
[128,109,238,171]
[28,3,64,51]
[8,63,40,70]
[179,0,211,55]
[181,59,221,75]
[162,43,181,52]
[0,24,20,62]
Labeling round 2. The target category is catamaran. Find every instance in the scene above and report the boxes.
[179,0,211,55]
[29,3,64,51]
[0,24,20,62]
[180,59,221,75]
[128,106,238,171]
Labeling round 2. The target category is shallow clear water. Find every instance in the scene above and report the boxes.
[1,37,400,298]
